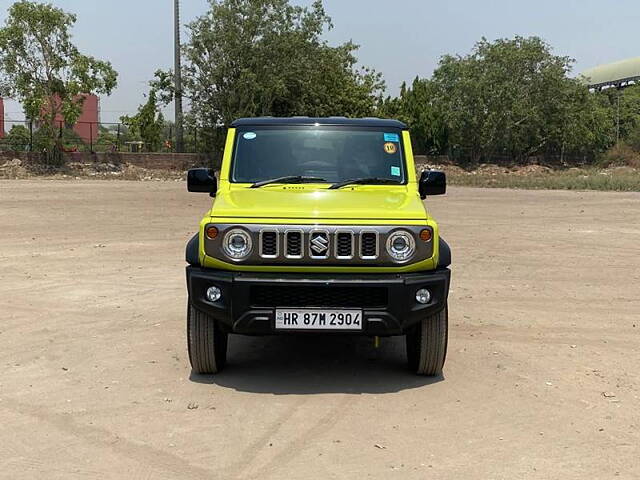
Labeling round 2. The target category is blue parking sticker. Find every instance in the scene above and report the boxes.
[243,132,257,140]
[390,166,401,176]
[384,133,399,142]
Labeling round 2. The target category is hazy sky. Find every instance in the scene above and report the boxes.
[1,0,639,123]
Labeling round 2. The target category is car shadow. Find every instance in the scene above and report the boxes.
[189,334,444,394]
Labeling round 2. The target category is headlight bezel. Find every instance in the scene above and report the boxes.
[222,227,253,260]
[385,229,417,263]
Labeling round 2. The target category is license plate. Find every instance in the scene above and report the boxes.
[275,309,363,330]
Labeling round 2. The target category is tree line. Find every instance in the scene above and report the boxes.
[1,0,638,166]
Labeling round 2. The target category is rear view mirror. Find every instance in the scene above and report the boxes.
[187,168,217,196]
[419,170,446,199]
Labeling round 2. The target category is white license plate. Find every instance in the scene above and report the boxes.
[275,309,363,330]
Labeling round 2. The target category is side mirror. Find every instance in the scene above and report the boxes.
[419,170,446,199]
[187,168,217,196]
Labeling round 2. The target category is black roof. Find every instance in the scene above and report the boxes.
[230,116,407,129]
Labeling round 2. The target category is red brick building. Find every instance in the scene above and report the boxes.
[0,94,100,143]
[52,94,100,143]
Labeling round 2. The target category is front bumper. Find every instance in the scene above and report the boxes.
[186,267,450,336]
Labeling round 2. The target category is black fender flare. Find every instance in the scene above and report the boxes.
[438,237,451,268]
[186,233,200,266]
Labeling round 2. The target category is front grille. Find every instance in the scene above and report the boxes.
[360,232,378,258]
[261,231,277,257]
[250,285,388,308]
[256,229,383,261]
[336,232,353,257]
[286,231,302,257]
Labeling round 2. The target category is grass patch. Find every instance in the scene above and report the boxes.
[446,168,640,192]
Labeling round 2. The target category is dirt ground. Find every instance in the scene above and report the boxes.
[1,180,638,479]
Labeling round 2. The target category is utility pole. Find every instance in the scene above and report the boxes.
[174,0,184,153]
[616,88,621,144]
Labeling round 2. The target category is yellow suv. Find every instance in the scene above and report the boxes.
[185,117,451,376]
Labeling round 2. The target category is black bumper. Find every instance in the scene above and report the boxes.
[186,267,451,336]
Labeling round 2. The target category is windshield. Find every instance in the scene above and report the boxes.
[231,126,406,184]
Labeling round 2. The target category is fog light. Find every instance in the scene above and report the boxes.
[206,286,222,302]
[415,288,431,304]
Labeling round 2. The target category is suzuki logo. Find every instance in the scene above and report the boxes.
[310,233,329,255]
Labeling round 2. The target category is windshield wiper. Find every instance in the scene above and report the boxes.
[250,175,327,188]
[328,177,402,190]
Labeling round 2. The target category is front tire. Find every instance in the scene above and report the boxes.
[187,301,228,374]
[406,304,448,376]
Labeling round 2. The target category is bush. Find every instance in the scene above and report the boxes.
[600,143,640,168]
[625,125,640,152]
[2,124,30,151]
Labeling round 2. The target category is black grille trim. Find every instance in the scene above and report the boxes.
[285,230,303,258]
[249,285,388,308]
[336,232,354,258]
[259,230,278,258]
[360,232,378,258]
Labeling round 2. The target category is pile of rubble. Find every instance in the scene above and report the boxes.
[0,158,186,181]
[0,158,29,178]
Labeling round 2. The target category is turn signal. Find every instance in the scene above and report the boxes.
[419,229,432,242]
[205,226,219,239]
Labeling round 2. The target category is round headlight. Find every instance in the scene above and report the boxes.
[222,228,252,260]
[386,230,416,262]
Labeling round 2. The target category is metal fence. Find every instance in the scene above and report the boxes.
[2,119,599,166]
[0,119,210,154]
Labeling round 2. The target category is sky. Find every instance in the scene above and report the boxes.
[1,0,639,124]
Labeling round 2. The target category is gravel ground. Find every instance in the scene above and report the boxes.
[1,180,639,479]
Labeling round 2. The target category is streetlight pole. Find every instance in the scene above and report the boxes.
[174,0,184,153]
[616,88,620,144]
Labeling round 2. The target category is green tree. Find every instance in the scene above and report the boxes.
[153,0,384,153]
[379,78,448,155]
[596,85,640,145]
[95,125,118,151]
[120,89,165,152]
[427,36,612,163]
[0,1,117,164]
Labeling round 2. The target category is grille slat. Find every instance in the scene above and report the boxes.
[286,231,302,257]
[261,231,278,257]
[336,232,353,258]
[360,232,378,258]
[250,285,388,308]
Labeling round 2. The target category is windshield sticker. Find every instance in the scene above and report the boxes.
[384,132,399,142]
[243,132,257,140]
[390,166,401,176]
[383,142,397,154]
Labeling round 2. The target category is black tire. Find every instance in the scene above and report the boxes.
[187,301,228,374]
[406,304,448,376]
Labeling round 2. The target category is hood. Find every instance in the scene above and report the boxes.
[211,185,427,221]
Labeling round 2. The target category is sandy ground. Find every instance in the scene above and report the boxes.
[0,180,639,479]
